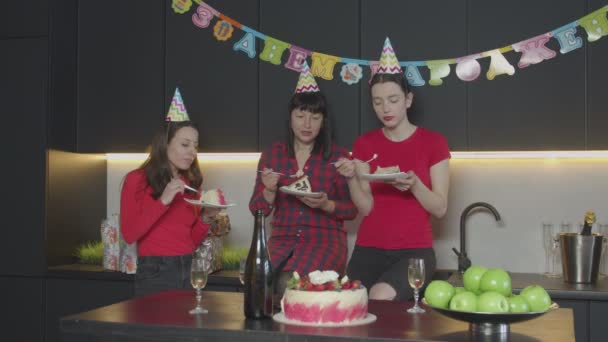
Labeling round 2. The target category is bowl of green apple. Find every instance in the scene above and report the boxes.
[422,266,558,334]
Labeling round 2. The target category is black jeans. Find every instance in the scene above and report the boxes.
[347,246,436,300]
[135,254,193,297]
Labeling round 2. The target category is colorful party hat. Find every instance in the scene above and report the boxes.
[294,61,320,93]
[377,37,403,74]
[165,87,190,122]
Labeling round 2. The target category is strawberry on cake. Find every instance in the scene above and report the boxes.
[200,189,227,205]
[280,270,368,324]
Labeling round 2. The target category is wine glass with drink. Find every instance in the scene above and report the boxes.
[407,258,426,313]
[189,254,209,314]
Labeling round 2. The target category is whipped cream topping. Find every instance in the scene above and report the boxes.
[308,270,339,285]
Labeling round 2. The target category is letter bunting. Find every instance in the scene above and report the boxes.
[177,1,608,87]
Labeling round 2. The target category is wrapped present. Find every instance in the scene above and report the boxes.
[101,215,120,271]
[102,214,137,274]
[196,212,231,273]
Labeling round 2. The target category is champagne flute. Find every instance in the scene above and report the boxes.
[407,258,426,313]
[189,255,209,314]
[239,257,247,285]
[542,223,560,278]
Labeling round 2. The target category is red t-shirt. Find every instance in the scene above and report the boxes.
[120,169,209,256]
[352,127,451,249]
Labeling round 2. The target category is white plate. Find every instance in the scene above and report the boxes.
[184,198,236,208]
[360,172,408,181]
[272,312,376,327]
[279,186,323,198]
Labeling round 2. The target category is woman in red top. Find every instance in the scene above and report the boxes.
[336,39,450,301]
[121,120,219,297]
[249,63,357,279]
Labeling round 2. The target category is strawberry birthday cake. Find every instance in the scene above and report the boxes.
[280,270,368,324]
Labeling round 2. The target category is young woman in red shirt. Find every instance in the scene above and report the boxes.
[121,94,219,297]
[336,38,451,301]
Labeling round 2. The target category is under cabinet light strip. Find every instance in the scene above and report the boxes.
[106,151,608,161]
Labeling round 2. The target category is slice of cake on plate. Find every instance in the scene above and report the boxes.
[200,189,227,205]
[286,175,312,193]
[374,165,400,174]
[280,270,368,324]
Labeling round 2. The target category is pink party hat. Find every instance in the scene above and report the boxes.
[294,61,320,93]
[377,37,403,74]
[165,87,190,122]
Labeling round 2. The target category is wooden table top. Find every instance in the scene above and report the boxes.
[61,290,575,342]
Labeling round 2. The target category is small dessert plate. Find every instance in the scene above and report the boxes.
[184,198,236,208]
[279,186,323,198]
[360,172,408,181]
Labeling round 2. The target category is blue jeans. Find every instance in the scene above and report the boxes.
[135,254,193,297]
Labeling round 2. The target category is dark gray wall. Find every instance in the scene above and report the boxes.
[74,0,608,152]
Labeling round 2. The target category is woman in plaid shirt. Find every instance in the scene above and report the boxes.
[249,64,357,278]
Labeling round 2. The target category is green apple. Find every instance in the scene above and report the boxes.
[454,286,466,295]
[508,295,530,313]
[479,268,512,297]
[463,265,487,294]
[520,285,552,312]
[477,291,509,313]
[449,291,478,312]
[424,280,455,309]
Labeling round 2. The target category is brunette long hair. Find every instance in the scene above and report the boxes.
[286,92,333,160]
[139,121,203,199]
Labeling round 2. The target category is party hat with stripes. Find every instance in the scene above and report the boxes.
[165,87,190,122]
[294,61,320,93]
[377,37,403,74]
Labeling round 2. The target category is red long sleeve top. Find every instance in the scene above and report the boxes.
[120,169,209,256]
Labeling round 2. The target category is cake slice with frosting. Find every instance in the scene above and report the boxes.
[374,165,400,174]
[200,189,227,205]
[286,175,311,193]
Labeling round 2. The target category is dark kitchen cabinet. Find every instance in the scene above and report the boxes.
[45,278,134,342]
[259,0,360,150]
[77,0,165,152]
[0,277,44,342]
[0,0,48,38]
[467,0,587,150]
[360,0,468,150]
[587,0,608,149]
[165,0,259,152]
[0,38,47,276]
[555,299,588,342]
[589,301,608,342]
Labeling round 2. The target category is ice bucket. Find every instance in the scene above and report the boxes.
[560,233,603,283]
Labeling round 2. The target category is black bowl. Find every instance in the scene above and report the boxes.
[422,299,559,325]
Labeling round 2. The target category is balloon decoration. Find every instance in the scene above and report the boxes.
[177,0,608,87]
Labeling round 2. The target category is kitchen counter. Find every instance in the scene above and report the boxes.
[61,290,574,342]
[47,264,241,289]
[447,272,608,300]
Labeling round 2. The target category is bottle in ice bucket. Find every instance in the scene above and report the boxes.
[244,210,273,319]
[580,210,596,236]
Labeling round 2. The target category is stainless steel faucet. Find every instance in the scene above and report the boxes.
[452,202,502,273]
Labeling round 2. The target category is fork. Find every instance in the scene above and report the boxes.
[331,153,378,165]
[257,170,300,178]
[184,184,201,193]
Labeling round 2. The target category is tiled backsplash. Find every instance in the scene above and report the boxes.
[108,157,608,273]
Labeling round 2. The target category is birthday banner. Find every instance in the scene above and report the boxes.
[173,0,608,87]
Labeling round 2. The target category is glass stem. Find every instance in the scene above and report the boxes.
[196,289,202,309]
[413,288,419,308]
